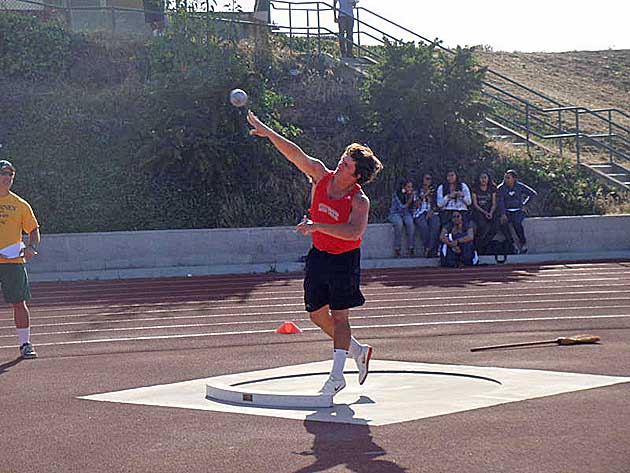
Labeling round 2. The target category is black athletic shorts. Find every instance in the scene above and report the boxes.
[304,247,365,312]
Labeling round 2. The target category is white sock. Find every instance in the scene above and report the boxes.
[331,349,348,379]
[17,328,30,346]
[347,337,363,358]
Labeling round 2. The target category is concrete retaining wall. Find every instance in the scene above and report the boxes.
[27,214,630,280]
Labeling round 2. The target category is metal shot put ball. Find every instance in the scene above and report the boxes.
[229,89,248,108]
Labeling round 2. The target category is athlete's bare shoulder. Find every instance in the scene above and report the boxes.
[352,189,370,208]
[308,160,332,184]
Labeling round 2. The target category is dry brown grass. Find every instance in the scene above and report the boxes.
[476,49,630,118]
[477,49,630,175]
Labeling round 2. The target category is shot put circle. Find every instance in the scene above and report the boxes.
[207,370,501,408]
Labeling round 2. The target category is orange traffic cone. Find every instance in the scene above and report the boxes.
[275,321,302,334]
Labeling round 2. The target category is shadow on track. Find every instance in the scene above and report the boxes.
[0,357,23,376]
[363,263,544,290]
[292,398,408,473]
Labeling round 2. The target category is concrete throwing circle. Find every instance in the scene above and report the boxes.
[82,360,630,426]
[206,370,501,409]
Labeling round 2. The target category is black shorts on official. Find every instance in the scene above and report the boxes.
[0,264,32,304]
[304,247,365,312]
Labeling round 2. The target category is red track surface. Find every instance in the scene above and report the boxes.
[2,261,630,473]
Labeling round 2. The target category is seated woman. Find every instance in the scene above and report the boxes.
[436,170,472,228]
[413,173,440,258]
[439,211,477,267]
[471,171,499,255]
[388,179,417,257]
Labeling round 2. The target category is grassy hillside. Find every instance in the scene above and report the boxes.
[476,49,630,126]
[0,13,626,233]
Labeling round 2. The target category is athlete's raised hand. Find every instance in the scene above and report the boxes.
[247,111,272,138]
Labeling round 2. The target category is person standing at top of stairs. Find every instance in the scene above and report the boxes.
[334,0,357,58]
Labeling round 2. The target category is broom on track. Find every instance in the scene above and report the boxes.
[470,334,601,352]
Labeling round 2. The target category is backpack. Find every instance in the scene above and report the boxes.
[481,238,514,264]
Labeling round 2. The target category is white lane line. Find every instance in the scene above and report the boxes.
[25,281,630,313]
[2,296,629,332]
[29,265,628,287]
[8,303,630,338]
[24,290,630,319]
[29,264,630,290]
[27,273,630,301]
[8,296,630,327]
[1,313,628,350]
[4,303,630,332]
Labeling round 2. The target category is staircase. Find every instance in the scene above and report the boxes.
[585,163,630,189]
[266,0,630,192]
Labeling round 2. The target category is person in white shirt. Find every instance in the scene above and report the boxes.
[333,0,357,57]
[436,170,472,227]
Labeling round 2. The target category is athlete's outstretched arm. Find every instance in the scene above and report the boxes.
[247,111,329,183]
[295,192,370,241]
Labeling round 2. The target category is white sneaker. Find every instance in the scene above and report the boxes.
[318,375,346,395]
[355,345,373,385]
[20,342,37,359]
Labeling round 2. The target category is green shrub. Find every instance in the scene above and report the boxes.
[0,12,71,80]
[361,41,488,185]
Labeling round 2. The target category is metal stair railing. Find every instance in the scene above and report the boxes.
[11,0,627,171]
[267,0,630,169]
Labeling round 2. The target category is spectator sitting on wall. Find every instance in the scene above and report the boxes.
[388,179,417,257]
[439,210,477,268]
[436,170,472,228]
[497,169,537,254]
[471,171,499,255]
[413,173,440,258]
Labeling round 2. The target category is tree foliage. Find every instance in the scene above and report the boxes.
[0,14,618,232]
[0,12,72,80]
[361,41,488,183]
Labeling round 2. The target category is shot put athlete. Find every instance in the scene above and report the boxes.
[247,111,383,395]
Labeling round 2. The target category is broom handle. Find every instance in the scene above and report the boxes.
[470,338,558,352]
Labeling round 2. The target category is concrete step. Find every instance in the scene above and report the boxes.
[485,127,502,134]
[489,135,517,140]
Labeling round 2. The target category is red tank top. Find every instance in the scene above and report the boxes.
[309,171,362,254]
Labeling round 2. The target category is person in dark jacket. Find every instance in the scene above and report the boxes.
[497,170,537,254]
[439,211,477,268]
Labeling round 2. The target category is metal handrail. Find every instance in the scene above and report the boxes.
[13,0,626,167]
[271,25,380,59]
[268,2,627,121]
[353,6,565,109]
[270,0,407,49]
[485,87,630,145]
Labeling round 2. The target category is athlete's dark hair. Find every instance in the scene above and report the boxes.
[346,143,383,185]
